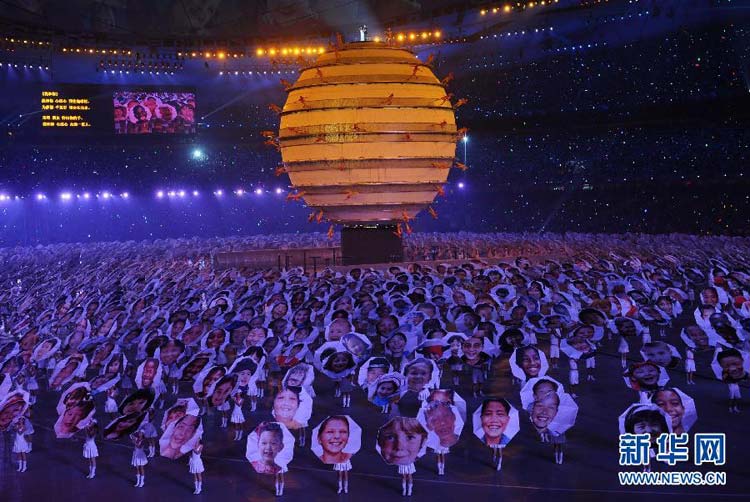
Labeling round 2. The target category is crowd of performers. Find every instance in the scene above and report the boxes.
[0,233,748,496]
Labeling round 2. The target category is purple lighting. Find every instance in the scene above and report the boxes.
[36,193,46,200]
[275,188,283,194]
[458,182,465,189]
[156,190,165,198]
[254,188,263,195]
[60,192,72,201]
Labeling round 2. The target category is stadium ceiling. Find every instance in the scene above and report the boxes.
[0,0,478,41]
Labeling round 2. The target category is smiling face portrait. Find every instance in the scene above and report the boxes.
[424,402,459,447]
[404,359,433,393]
[530,394,559,431]
[652,389,686,434]
[273,388,301,428]
[631,362,660,389]
[480,399,511,446]
[140,358,159,387]
[685,326,709,348]
[377,417,427,466]
[717,349,747,381]
[325,352,354,374]
[209,374,237,407]
[56,400,95,438]
[518,346,542,378]
[161,414,200,459]
[624,408,668,445]
[316,416,351,464]
[462,337,483,361]
[251,423,285,474]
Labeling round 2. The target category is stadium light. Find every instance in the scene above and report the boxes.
[458,182,465,189]
[255,188,263,195]
[156,190,165,198]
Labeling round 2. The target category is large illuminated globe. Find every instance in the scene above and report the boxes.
[279,42,457,223]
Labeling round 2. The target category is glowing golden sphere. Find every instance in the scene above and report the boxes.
[278,42,457,223]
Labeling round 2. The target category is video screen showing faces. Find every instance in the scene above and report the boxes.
[113,91,196,135]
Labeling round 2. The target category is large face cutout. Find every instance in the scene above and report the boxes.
[368,373,404,407]
[376,417,428,466]
[472,399,520,448]
[711,348,750,382]
[271,387,312,430]
[417,401,464,450]
[104,412,147,440]
[311,415,362,465]
[403,358,436,394]
[136,357,163,390]
[0,391,30,432]
[246,422,295,475]
[509,345,550,381]
[618,403,672,446]
[651,388,697,435]
[118,388,156,416]
[640,342,682,369]
[159,414,203,460]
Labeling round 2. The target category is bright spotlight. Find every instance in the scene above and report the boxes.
[156,190,165,198]
[121,192,129,198]
[235,189,245,196]
[254,188,263,195]
[177,190,186,197]
[192,190,199,196]
[275,188,283,194]
[192,148,205,160]
[102,191,112,199]
[462,135,469,143]
[36,193,46,200]
[458,182,465,189]
[83,192,91,199]
[214,189,224,196]
[60,192,72,200]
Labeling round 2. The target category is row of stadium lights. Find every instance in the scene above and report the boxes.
[1,184,468,203]
[0,62,49,70]
[0,192,126,202]
[0,189,285,202]
[479,0,559,15]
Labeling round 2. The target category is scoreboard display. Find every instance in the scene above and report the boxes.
[41,90,93,129]
[38,85,196,135]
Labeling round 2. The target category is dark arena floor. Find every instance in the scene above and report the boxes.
[2,325,749,502]
[1,234,749,502]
